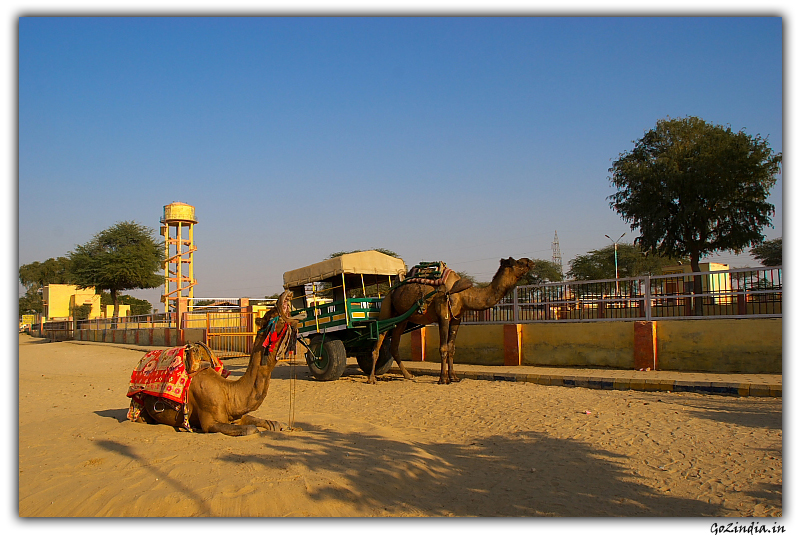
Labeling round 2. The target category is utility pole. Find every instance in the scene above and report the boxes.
[605,233,626,295]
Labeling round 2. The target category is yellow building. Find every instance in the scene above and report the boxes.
[42,284,102,320]
[661,262,732,303]
[100,304,131,318]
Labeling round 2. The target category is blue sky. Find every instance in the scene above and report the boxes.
[17,15,783,311]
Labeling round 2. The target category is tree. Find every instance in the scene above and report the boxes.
[70,221,163,318]
[99,291,153,316]
[19,256,73,289]
[516,259,564,286]
[18,290,43,317]
[609,116,781,313]
[19,256,74,316]
[568,243,687,281]
[326,248,400,259]
[609,116,781,272]
[750,237,782,266]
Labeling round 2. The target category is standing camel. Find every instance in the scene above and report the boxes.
[369,257,534,385]
[132,290,297,436]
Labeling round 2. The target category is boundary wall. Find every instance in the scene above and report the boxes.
[70,318,781,374]
[397,318,781,374]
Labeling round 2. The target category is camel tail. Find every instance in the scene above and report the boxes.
[377,291,395,320]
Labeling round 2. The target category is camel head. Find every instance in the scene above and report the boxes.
[499,257,535,281]
[255,290,298,366]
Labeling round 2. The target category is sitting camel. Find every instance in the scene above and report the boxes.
[369,257,534,385]
[132,290,298,436]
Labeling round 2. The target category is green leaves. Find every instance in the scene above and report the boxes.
[69,221,162,316]
[516,259,564,286]
[568,243,687,281]
[609,116,781,269]
[750,237,782,267]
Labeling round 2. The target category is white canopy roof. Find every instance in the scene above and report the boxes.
[283,250,407,288]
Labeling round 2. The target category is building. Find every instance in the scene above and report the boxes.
[42,284,102,321]
[661,262,732,304]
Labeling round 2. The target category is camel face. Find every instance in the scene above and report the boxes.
[259,317,295,366]
[508,257,535,277]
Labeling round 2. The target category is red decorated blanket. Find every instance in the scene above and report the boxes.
[127,346,191,404]
[126,345,226,428]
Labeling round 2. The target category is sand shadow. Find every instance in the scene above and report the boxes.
[677,398,782,430]
[94,439,213,516]
[217,425,730,517]
[94,408,131,422]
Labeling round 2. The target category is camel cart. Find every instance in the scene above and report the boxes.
[283,251,432,381]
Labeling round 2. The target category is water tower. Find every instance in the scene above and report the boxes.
[161,202,197,312]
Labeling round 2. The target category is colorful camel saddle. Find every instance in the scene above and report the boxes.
[126,343,227,429]
[404,261,472,295]
[406,261,454,285]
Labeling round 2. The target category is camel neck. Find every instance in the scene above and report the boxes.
[460,270,514,310]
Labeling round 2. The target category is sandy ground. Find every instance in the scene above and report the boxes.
[18,334,782,518]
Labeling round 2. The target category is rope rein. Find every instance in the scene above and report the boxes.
[287,354,297,431]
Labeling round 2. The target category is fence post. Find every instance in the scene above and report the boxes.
[241,298,253,354]
[513,288,519,323]
[737,291,747,315]
[177,297,188,346]
[643,276,652,322]
[503,324,522,366]
[411,328,426,361]
[634,321,658,370]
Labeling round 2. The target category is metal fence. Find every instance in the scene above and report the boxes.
[183,310,263,357]
[78,313,178,330]
[40,320,74,341]
[38,268,781,342]
[461,265,782,324]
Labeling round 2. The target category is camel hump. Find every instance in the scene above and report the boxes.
[448,277,473,294]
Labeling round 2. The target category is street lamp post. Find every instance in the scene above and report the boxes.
[605,233,626,295]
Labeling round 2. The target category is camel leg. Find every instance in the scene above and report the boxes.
[205,422,260,436]
[368,331,390,385]
[446,318,461,383]
[239,414,283,431]
[389,322,414,380]
[197,412,259,436]
[143,395,184,427]
[437,320,452,384]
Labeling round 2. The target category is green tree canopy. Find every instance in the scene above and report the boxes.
[750,237,782,267]
[18,290,43,317]
[609,116,781,272]
[18,256,74,316]
[516,259,564,286]
[99,291,153,316]
[568,243,687,281]
[70,221,163,317]
[326,248,400,259]
[19,256,73,289]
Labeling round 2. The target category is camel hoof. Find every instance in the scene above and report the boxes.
[262,421,284,432]
[450,376,460,383]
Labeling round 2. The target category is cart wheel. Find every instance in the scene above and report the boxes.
[355,343,394,376]
[306,335,347,381]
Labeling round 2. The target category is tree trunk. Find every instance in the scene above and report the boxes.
[690,251,703,317]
